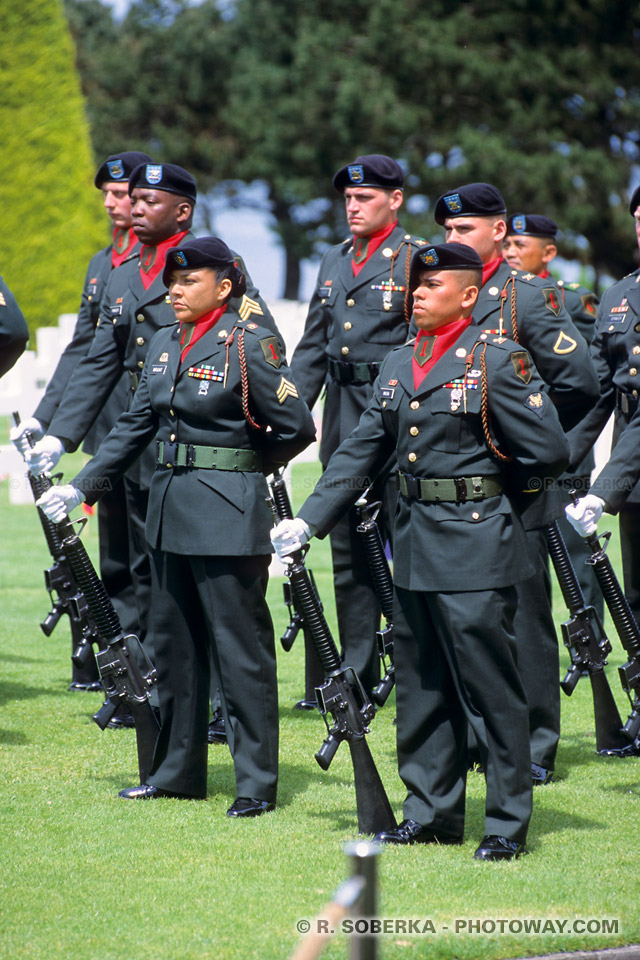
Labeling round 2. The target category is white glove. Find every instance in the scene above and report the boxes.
[270,518,313,561]
[10,417,45,459]
[36,484,85,522]
[25,436,65,476]
[565,494,605,537]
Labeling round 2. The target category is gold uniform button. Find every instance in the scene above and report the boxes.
[630,368,638,376]
[472,511,480,520]
[136,337,144,346]
[346,299,355,307]
[408,452,417,463]
[409,426,419,436]
[341,346,350,356]
[344,321,352,330]
[169,409,175,416]
[166,463,173,469]
[170,433,176,442]
[609,325,615,332]
[136,313,144,322]
[633,389,639,397]
[321,299,326,305]
[382,400,387,408]
[88,295,93,302]
[633,346,640,355]
[410,400,420,410]
[635,323,640,332]
[137,361,144,369]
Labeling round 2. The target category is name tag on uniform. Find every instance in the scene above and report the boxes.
[151,364,167,375]
[319,286,334,298]
[606,314,626,324]
[380,387,395,400]
[87,284,97,296]
[110,304,123,317]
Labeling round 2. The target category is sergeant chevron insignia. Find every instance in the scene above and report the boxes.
[238,295,264,321]
[553,331,578,354]
[276,377,299,403]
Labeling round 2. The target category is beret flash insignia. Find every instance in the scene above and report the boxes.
[420,248,440,266]
[348,164,364,183]
[173,251,188,266]
[145,164,163,184]
[512,214,526,233]
[443,193,462,213]
[106,159,125,180]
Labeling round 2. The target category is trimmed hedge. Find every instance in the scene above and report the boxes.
[0,0,105,338]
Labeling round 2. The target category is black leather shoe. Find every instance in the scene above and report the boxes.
[118,784,198,800]
[531,762,554,785]
[474,835,526,861]
[107,713,136,730]
[208,709,228,745]
[226,797,275,818]
[374,819,463,846]
[294,698,317,710]
[68,680,103,692]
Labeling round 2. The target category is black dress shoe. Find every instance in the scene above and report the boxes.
[474,835,526,861]
[118,784,199,800]
[374,819,463,846]
[226,797,275,818]
[68,680,103,692]
[294,698,317,711]
[208,709,228,745]
[531,762,554,785]
[107,712,136,730]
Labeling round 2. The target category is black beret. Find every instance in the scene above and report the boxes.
[128,162,197,203]
[333,154,404,192]
[629,185,640,215]
[94,151,153,187]
[412,242,483,274]
[507,213,558,239]
[162,236,242,288]
[434,182,506,224]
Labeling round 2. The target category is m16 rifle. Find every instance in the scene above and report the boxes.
[546,518,634,756]
[570,490,640,745]
[60,525,159,783]
[268,496,396,834]
[355,497,395,706]
[13,412,102,689]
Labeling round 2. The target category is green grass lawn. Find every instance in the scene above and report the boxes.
[0,434,638,960]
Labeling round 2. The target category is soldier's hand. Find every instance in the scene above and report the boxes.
[10,417,44,459]
[565,494,605,537]
[26,436,65,476]
[270,518,313,561]
[36,484,85,522]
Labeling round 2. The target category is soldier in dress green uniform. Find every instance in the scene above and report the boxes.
[291,154,426,701]
[0,275,28,379]
[503,212,603,620]
[37,237,316,812]
[273,242,569,859]
[435,184,599,785]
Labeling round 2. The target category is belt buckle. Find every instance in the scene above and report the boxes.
[163,440,179,466]
[454,477,468,503]
[186,444,196,468]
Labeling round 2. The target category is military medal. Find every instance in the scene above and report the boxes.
[450,387,462,412]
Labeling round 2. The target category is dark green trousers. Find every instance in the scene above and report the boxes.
[394,584,531,844]
[147,550,278,801]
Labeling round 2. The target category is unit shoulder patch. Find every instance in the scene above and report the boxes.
[260,336,283,368]
[511,350,532,384]
[542,286,562,317]
[580,293,598,316]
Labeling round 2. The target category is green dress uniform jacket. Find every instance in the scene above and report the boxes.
[298,325,569,842]
[73,312,316,800]
[291,223,425,692]
[0,275,28,379]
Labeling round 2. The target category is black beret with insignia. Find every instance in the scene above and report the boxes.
[409,242,482,292]
[333,154,404,192]
[507,213,558,239]
[163,236,246,297]
[434,182,506,225]
[129,162,197,203]
[629,185,640,215]
[94,151,154,187]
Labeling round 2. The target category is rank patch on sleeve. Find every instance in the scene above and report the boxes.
[553,331,578,354]
[542,287,562,317]
[525,392,546,417]
[238,295,264,322]
[260,336,283,368]
[511,350,532,384]
[276,376,299,403]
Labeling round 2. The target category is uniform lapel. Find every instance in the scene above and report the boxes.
[343,224,408,296]
[472,262,511,327]
[623,277,640,316]
[407,326,479,398]
[177,324,228,379]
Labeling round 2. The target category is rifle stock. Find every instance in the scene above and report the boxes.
[570,490,640,746]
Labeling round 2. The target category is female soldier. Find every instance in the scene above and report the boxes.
[38,237,316,816]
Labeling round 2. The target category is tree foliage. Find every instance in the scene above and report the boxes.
[64,0,640,297]
[1,0,104,334]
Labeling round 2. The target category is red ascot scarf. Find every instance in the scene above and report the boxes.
[481,255,503,287]
[412,317,472,390]
[351,221,397,276]
[139,230,189,290]
[180,305,228,362]
[111,227,138,268]
[538,269,550,279]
